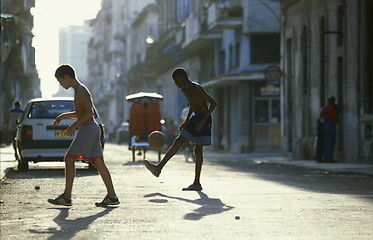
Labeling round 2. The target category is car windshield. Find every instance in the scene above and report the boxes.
[27,101,75,119]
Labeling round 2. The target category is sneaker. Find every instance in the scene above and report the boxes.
[144,160,161,177]
[95,195,120,207]
[48,194,72,206]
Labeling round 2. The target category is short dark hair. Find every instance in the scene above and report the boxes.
[14,101,21,108]
[172,67,187,79]
[328,96,336,104]
[55,64,76,79]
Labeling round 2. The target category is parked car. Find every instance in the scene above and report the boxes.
[15,97,105,170]
[116,122,129,144]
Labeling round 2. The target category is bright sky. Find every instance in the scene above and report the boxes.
[32,0,102,97]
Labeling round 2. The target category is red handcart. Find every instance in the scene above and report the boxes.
[125,92,163,161]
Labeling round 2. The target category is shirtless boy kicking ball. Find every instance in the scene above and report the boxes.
[48,64,119,207]
[144,67,217,191]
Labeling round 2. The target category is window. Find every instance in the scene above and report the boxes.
[364,0,373,113]
[177,0,191,24]
[28,101,75,119]
[235,42,240,68]
[337,6,345,47]
[250,33,280,64]
[218,49,225,74]
[301,27,309,95]
[229,44,234,70]
[319,18,326,107]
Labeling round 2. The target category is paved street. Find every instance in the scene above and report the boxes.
[1,143,373,240]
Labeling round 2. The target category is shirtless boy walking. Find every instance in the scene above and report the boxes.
[48,64,119,207]
[144,67,217,191]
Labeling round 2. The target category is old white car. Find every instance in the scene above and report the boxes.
[15,97,105,170]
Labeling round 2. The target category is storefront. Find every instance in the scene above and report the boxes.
[253,82,281,151]
[203,73,281,153]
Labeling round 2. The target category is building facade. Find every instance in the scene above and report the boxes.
[1,0,41,143]
[55,23,93,97]
[87,0,281,153]
[87,0,154,128]
[281,0,373,162]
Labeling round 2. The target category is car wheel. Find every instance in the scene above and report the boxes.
[18,157,29,171]
[132,147,136,161]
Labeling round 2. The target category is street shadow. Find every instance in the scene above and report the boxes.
[210,158,373,201]
[29,207,115,239]
[6,168,98,179]
[122,161,145,166]
[144,192,234,221]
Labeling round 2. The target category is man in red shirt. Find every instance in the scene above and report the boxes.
[319,96,338,162]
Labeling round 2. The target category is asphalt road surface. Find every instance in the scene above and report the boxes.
[1,143,373,240]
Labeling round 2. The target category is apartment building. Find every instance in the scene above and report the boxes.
[55,23,93,97]
[281,0,373,162]
[1,0,41,141]
[86,0,281,153]
[87,0,154,128]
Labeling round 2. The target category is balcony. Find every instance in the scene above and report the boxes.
[207,3,243,30]
[242,1,280,34]
[181,14,221,51]
[175,25,185,45]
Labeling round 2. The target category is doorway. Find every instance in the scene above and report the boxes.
[253,98,281,151]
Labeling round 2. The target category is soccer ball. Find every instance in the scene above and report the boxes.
[148,131,165,150]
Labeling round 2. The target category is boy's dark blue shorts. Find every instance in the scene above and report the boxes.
[180,114,212,146]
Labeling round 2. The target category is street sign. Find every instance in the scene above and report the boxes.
[264,65,283,85]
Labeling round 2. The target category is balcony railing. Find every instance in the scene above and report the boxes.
[207,3,243,30]
[182,13,221,51]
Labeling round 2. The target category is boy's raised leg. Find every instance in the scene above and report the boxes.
[144,136,187,177]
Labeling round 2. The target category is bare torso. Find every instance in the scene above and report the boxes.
[182,83,208,114]
[74,85,94,123]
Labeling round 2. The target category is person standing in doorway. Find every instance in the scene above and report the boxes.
[319,96,338,163]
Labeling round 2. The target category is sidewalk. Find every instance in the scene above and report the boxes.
[204,151,373,176]
[0,144,17,179]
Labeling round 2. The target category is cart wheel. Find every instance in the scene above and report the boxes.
[132,147,136,161]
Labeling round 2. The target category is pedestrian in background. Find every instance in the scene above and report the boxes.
[319,96,338,163]
[179,103,190,127]
[166,119,176,148]
[4,101,24,155]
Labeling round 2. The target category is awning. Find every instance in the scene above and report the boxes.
[125,92,164,103]
[201,72,265,88]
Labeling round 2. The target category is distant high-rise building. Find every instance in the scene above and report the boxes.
[55,22,92,96]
